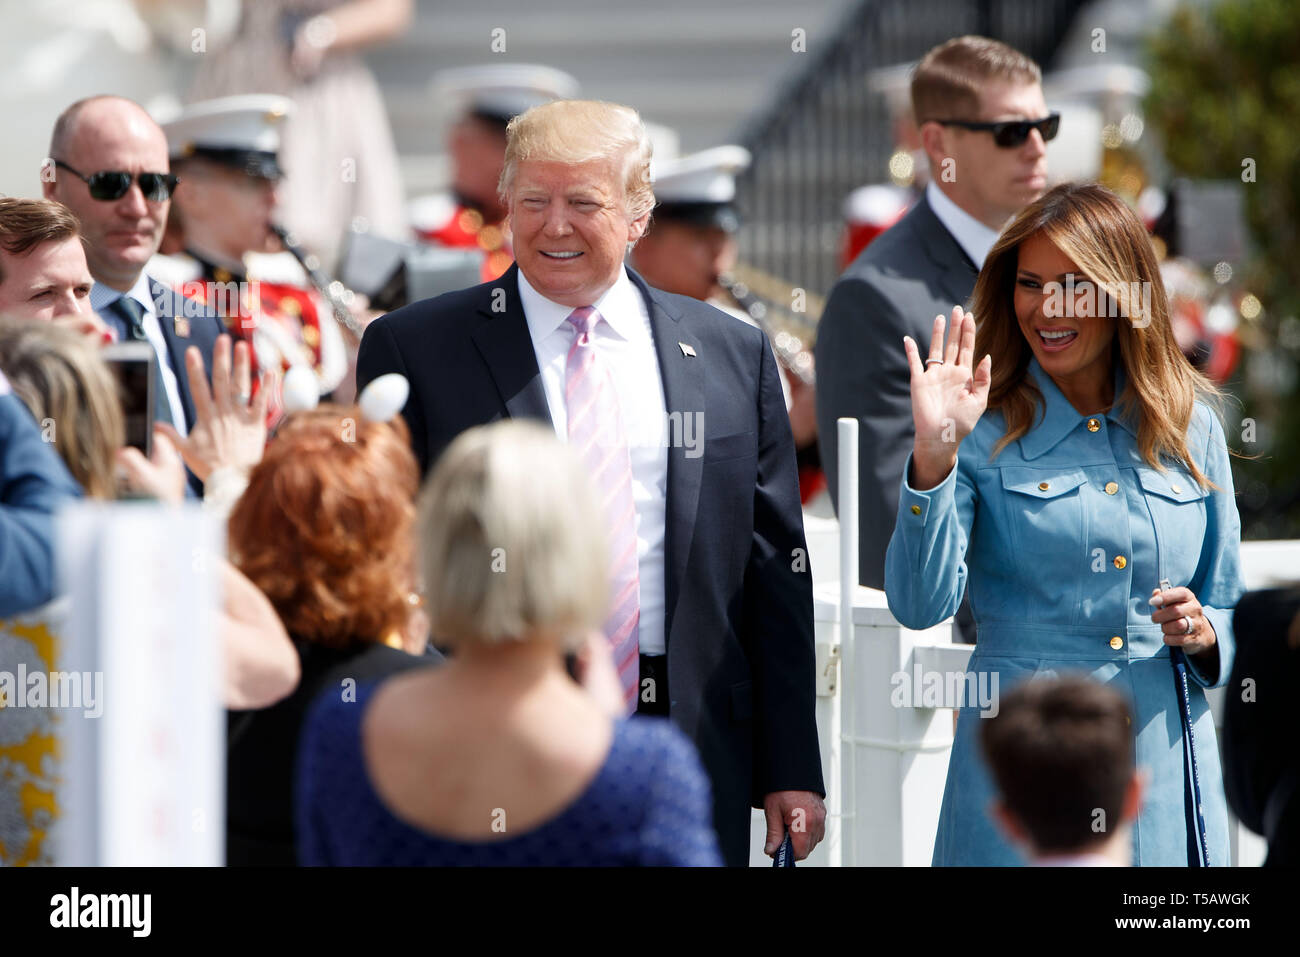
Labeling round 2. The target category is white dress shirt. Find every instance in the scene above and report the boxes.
[518,266,669,656]
[90,274,188,435]
[925,181,1001,270]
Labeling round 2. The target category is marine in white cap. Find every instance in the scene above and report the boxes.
[152,95,347,414]
[631,144,750,303]
[410,64,580,280]
[630,145,822,500]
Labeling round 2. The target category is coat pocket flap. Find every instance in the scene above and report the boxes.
[999,466,1089,499]
[1135,467,1207,503]
[702,430,757,463]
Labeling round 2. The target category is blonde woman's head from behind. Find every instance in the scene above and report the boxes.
[417,420,609,652]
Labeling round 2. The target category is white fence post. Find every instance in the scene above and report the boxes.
[56,502,223,866]
[836,417,858,866]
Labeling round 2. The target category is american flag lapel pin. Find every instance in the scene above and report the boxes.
[678,342,696,357]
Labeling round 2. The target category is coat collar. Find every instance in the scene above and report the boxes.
[909,194,980,306]
[924,182,999,270]
[1017,356,1137,460]
[630,268,704,645]
[470,263,553,426]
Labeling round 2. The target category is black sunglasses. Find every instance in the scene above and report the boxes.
[53,160,179,202]
[932,113,1060,148]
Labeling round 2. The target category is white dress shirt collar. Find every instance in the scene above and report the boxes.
[90,272,155,315]
[517,266,647,344]
[925,181,1001,270]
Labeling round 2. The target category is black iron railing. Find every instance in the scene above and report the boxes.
[732,0,1090,317]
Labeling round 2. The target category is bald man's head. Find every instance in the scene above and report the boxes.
[44,96,173,291]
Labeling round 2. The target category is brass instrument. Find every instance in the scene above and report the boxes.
[271,224,365,339]
[717,267,816,386]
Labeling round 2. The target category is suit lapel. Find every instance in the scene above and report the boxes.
[627,268,703,643]
[150,279,198,427]
[469,264,554,427]
[913,197,980,307]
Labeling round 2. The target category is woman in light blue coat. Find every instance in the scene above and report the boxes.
[886,183,1244,866]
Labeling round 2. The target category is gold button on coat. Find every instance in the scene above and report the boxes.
[1087,418,1100,432]
[1038,481,1050,491]
[1110,636,1124,650]
[1113,555,1127,569]
[1105,481,1119,495]
[910,505,921,515]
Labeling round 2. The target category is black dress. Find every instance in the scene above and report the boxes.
[225,637,440,865]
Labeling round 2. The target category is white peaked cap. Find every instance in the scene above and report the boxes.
[432,63,581,122]
[160,95,294,158]
[652,145,752,204]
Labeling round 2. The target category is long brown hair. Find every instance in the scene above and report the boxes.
[972,182,1222,488]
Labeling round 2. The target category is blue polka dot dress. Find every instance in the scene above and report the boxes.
[295,681,723,866]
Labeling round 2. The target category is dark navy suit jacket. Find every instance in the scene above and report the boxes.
[356,264,825,866]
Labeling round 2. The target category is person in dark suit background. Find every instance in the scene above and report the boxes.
[815,36,1053,639]
[357,98,825,866]
[43,96,222,443]
[1224,587,1300,866]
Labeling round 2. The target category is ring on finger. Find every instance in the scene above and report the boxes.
[237,390,251,406]
[1182,615,1194,635]
[925,358,945,366]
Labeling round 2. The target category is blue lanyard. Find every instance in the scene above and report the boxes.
[1161,579,1211,867]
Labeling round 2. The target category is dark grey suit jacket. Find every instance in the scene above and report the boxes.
[815,195,980,618]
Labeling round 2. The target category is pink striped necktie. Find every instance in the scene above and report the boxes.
[565,306,641,713]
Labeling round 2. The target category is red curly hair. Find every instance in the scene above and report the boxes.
[228,406,419,649]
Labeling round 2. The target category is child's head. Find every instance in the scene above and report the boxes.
[980,675,1142,860]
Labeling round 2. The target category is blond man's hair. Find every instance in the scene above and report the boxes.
[498,99,655,222]
[417,420,609,651]
[911,35,1042,123]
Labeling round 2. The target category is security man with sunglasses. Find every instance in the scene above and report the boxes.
[43,95,222,454]
[815,36,1056,641]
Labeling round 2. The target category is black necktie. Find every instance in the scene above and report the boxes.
[108,296,174,427]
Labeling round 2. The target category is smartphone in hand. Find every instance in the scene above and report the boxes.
[103,342,156,457]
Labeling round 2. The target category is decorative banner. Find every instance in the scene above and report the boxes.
[0,601,66,866]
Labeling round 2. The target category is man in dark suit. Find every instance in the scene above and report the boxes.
[815,36,1053,636]
[358,98,825,866]
[43,96,222,440]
